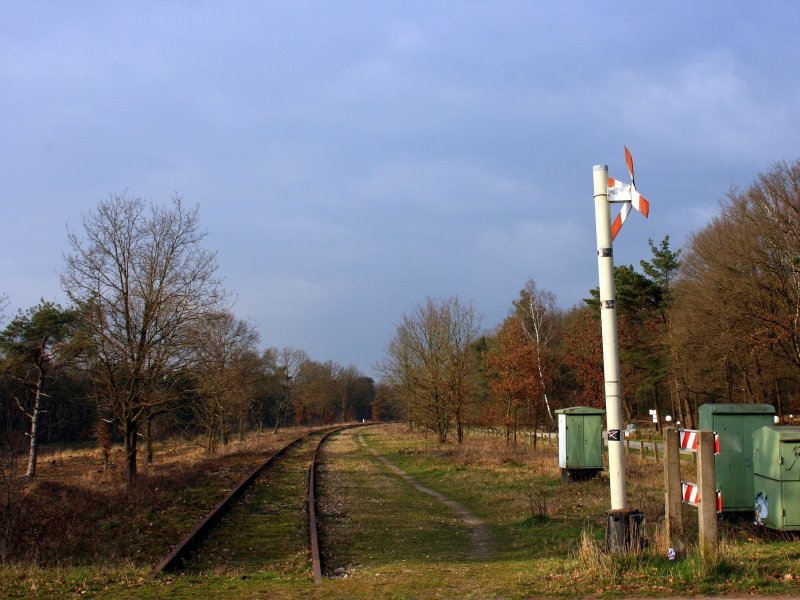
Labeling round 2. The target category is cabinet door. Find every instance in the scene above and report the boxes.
[583,417,603,468]
[783,482,800,528]
[715,415,746,510]
[567,417,584,468]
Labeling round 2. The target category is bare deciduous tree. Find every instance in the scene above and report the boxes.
[381,296,481,443]
[673,160,800,420]
[295,359,341,425]
[262,347,308,432]
[62,193,225,483]
[189,311,259,452]
[485,316,534,445]
[514,280,557,424]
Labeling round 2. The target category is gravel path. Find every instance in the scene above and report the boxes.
[357,431,494,558]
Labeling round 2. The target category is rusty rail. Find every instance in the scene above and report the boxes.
[308,428,339,584]
[308,423,370,584]
[153,428,330,575]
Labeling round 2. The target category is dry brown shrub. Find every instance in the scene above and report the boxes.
[1,426,313,566]
[452,433,559,473]
[649,520,671,555]
[576,529,613,576]
[526,487,552,520]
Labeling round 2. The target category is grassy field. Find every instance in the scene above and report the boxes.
[1,423,799,598]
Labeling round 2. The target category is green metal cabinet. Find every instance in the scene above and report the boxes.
[556,407,605,481]
[752,426,800,531]
[698,403,775,512]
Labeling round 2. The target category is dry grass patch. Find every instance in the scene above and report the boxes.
[1,427,317,566]
[4,423,800,598]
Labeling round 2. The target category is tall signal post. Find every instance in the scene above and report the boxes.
[593,163,627,510]
[593,148,650,551]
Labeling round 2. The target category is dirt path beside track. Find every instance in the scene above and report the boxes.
[357,431,494,558]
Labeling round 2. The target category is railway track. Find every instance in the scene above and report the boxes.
[153,424,362,581]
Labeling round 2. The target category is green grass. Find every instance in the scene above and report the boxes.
[182,441,314,575]
[318,430,475,570]
[2,424,800,598]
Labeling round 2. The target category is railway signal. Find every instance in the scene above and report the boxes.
[592,147,651,552]
[608,146,650,240]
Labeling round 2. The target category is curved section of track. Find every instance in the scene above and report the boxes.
[153,425,358,577]
[308,433,326,584]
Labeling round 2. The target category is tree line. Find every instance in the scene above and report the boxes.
[381,160,800,442]
[5,158,800,476]
[0,193,374,485]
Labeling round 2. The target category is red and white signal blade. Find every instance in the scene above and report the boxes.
[608,177,626,191]
[608,178,631,241]
[636,191,650,217]
[611,202,631,241]
[625,145,635,188]
[606,147,650,239]
[608,181,650,217]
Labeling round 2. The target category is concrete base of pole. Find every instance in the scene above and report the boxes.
[606,508,645,553]
[561,468,601,483]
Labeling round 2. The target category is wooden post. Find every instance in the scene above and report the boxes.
[697,431,718,556]
[663,427,683,553]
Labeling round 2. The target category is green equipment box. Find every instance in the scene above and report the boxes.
[752,426,800,531]
[698,403,775,512]
[556,407,604,481]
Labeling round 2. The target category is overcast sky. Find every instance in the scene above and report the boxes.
[2,1,799,377]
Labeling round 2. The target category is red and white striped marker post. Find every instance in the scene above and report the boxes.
[663,427,684,554]
[681,481,723,512]
[696,430,719,555]
[679,429,699,452]
[681,480,700,505]
[678,429,720,454]
[664,429,720,557]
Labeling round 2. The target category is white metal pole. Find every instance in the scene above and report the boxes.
[593,164,628,510]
